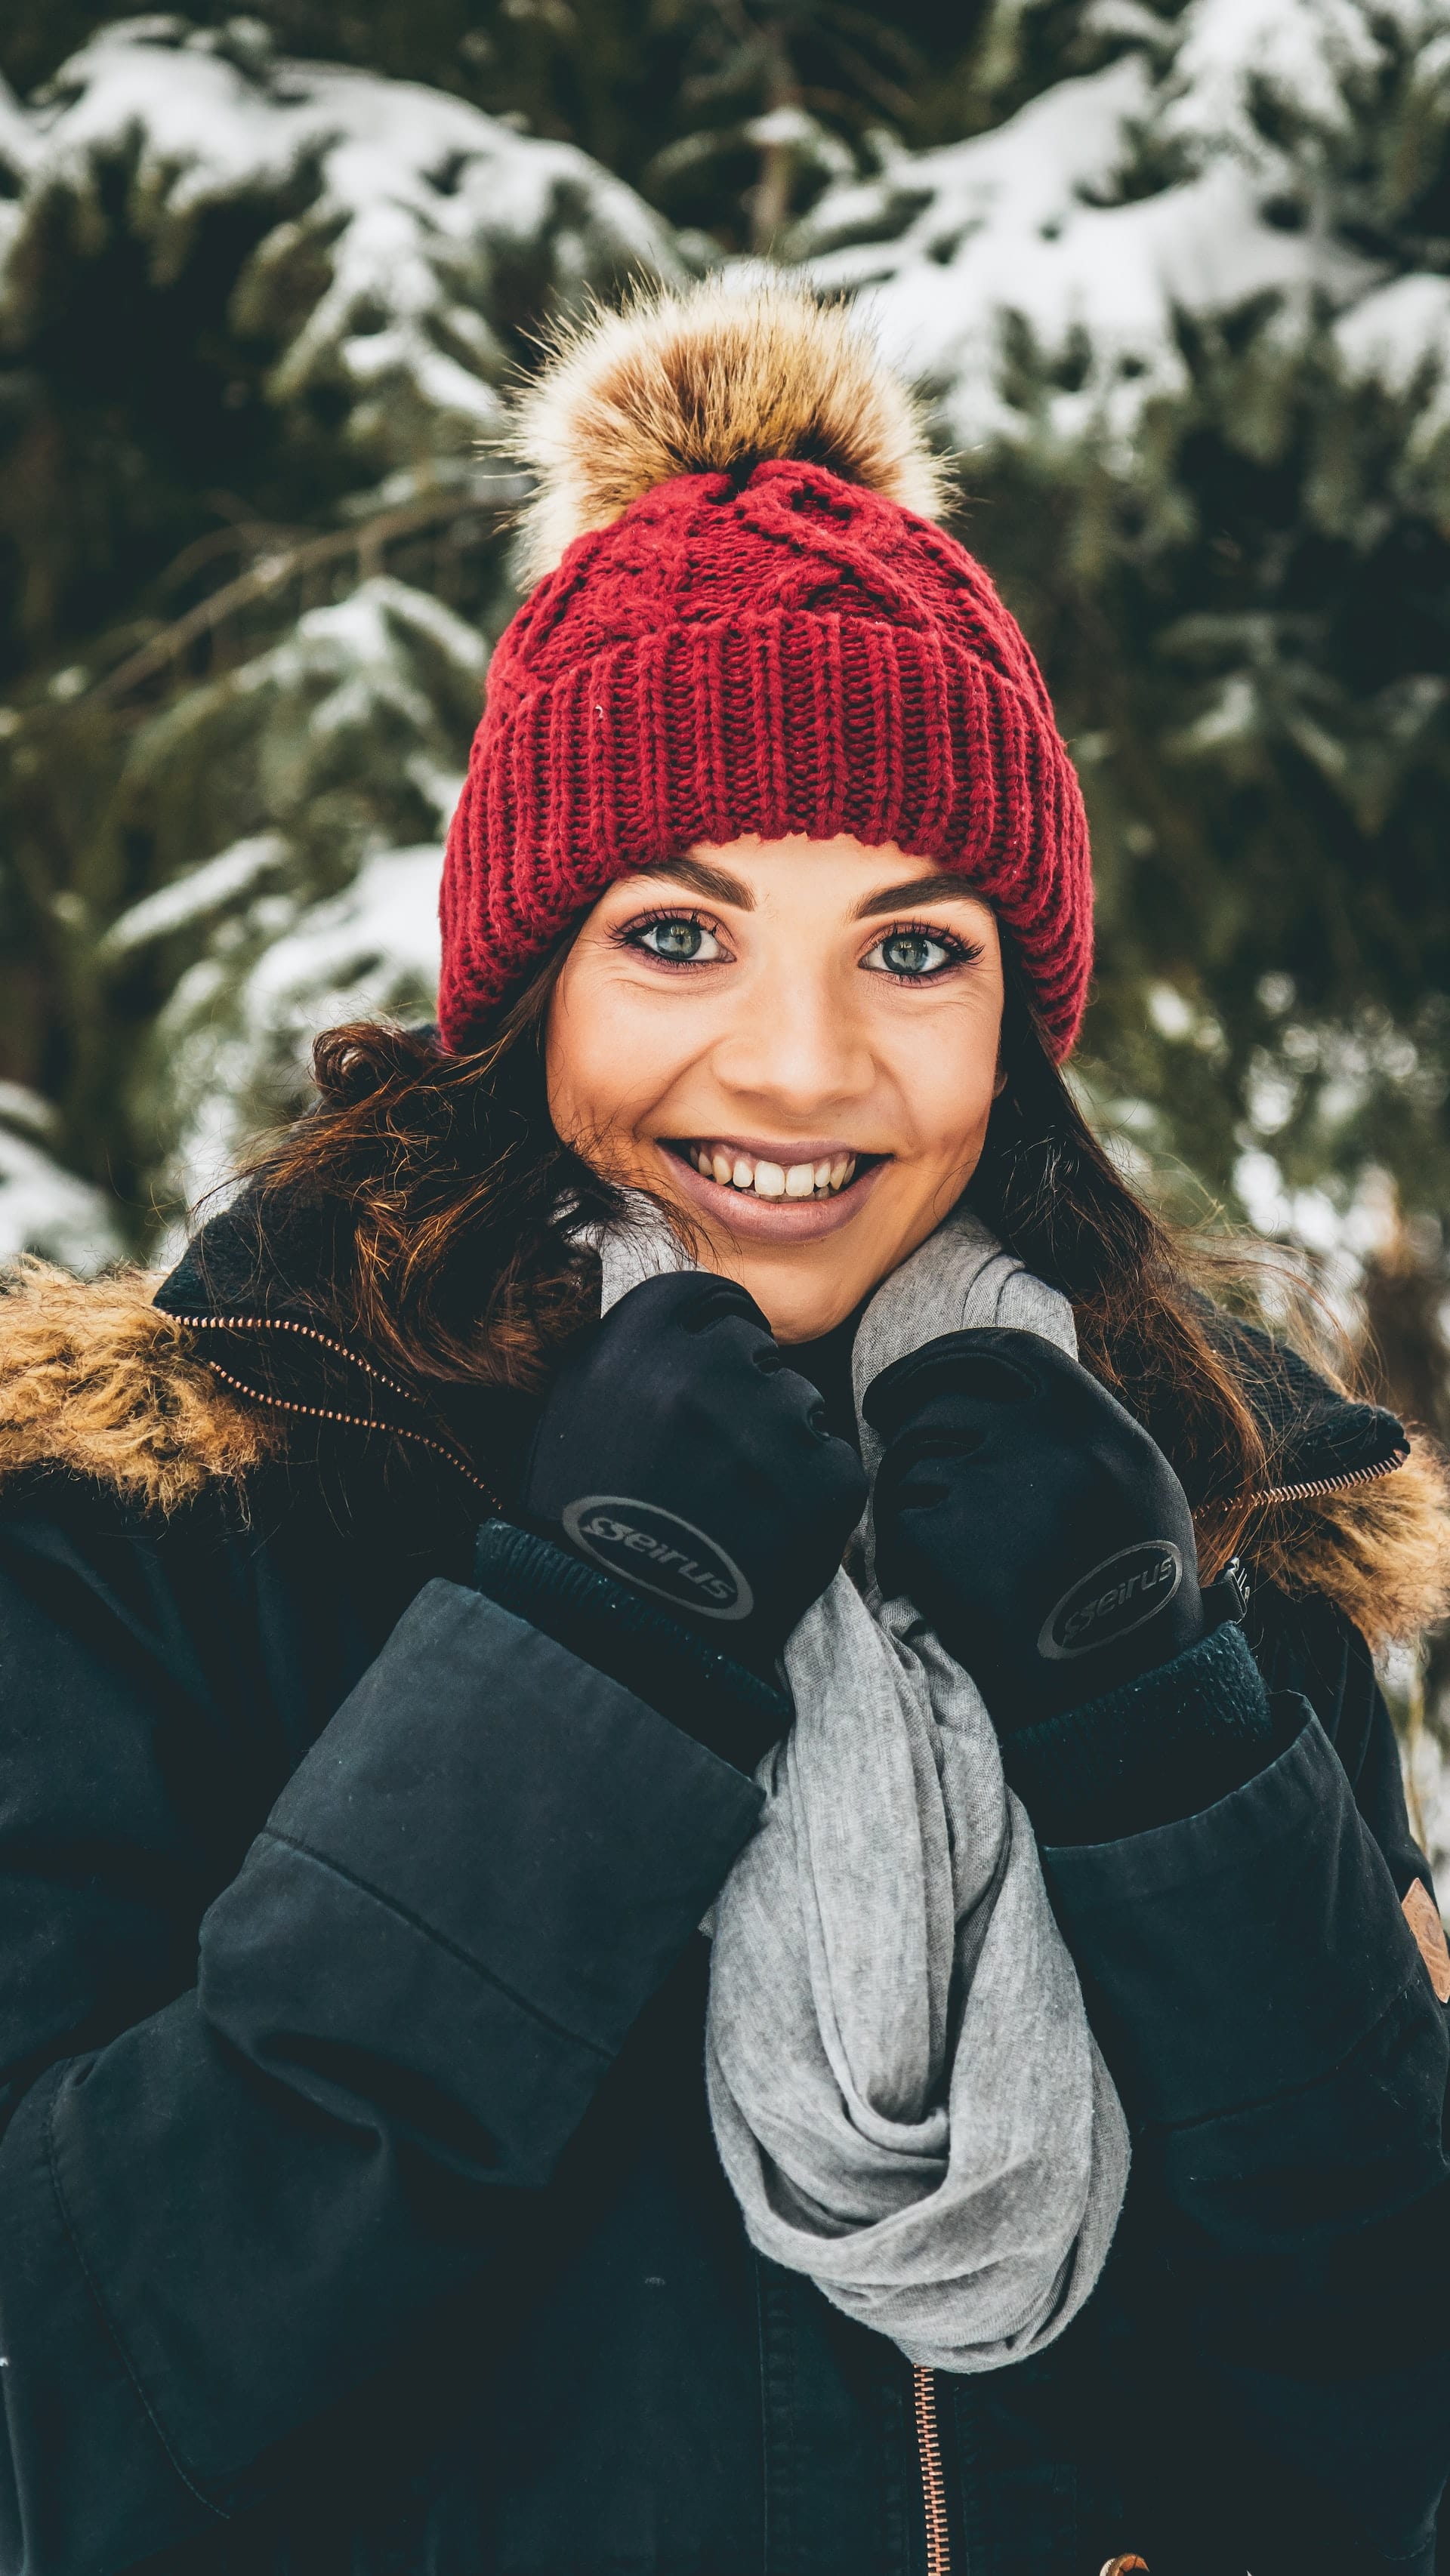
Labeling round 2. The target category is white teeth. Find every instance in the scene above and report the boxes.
[689,1144,860,1197]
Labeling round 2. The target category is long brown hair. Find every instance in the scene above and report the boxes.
[242,930,1276,1578]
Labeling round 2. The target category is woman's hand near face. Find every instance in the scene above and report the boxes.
[865,1327,1208,1730]
[520,1272,868,1678]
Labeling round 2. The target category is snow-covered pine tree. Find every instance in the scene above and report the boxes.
[5,3,1449,1351]
[798,0,1450,1253]
[0,14,680,1242]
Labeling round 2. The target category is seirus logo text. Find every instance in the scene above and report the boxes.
[1038,1541,1183,1662]
[563,1496,754,1622]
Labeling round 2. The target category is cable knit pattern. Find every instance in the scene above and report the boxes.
[439,458,1094,1058]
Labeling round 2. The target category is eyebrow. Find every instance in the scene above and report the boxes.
[625,858,986,921]
[852,873,986,921]
[632,855,756,909]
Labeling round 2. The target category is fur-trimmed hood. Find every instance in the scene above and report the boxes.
[2,1224,1448,1652]
[0,1258,281,1513]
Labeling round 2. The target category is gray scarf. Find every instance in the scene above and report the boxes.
[598,1203,1130,2374]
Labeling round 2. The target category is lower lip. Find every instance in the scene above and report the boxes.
[659,1148,886,1243]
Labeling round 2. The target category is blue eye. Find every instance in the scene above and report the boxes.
[631,915,725,963]
[865,928,959,979]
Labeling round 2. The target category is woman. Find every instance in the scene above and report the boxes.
[2,281,1448,2576]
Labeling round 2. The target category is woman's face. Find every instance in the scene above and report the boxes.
[545,834,1005,1342]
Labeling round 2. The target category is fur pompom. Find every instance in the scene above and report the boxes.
[509,277,950,584]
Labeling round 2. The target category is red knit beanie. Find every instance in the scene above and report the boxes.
[440,282,1093,1059]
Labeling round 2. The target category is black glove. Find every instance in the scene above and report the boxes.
[864,1326,1206,1729]
[520,1271,868,1678]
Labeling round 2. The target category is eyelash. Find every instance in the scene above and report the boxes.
[615,907,983,981]
[616,907,729,965]
[867,920,983,984]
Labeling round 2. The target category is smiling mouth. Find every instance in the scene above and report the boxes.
[664,1140,880,1201]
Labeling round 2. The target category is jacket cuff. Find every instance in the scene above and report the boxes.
[1003,1619,1275,1843]
[472,1520,791,1775]
[217,1579,766,2103]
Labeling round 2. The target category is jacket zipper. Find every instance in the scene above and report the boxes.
[169,1302,1410,1552]
[915,2359,1157,2576]
[912,2365,951,2576]
[166,1310,501,1507]
[1248,1443,1408,1508]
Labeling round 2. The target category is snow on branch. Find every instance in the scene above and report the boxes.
[8,17,683,464]
[798,0,1449,464]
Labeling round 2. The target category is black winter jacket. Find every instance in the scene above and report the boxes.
[0,1207,1447,2576]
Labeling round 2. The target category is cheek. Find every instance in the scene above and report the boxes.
[891,1007,1002,1180]
[545,959,686,1152]
[546,978,628,1148]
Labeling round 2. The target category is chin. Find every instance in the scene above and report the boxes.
[727,1199,973,1343]
[726,1254,876,1346]
[766,1296,859,1347]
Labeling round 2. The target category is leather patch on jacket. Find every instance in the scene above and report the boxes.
[1402,1878,1450,2004]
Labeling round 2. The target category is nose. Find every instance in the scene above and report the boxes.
[711,951,875,1123]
